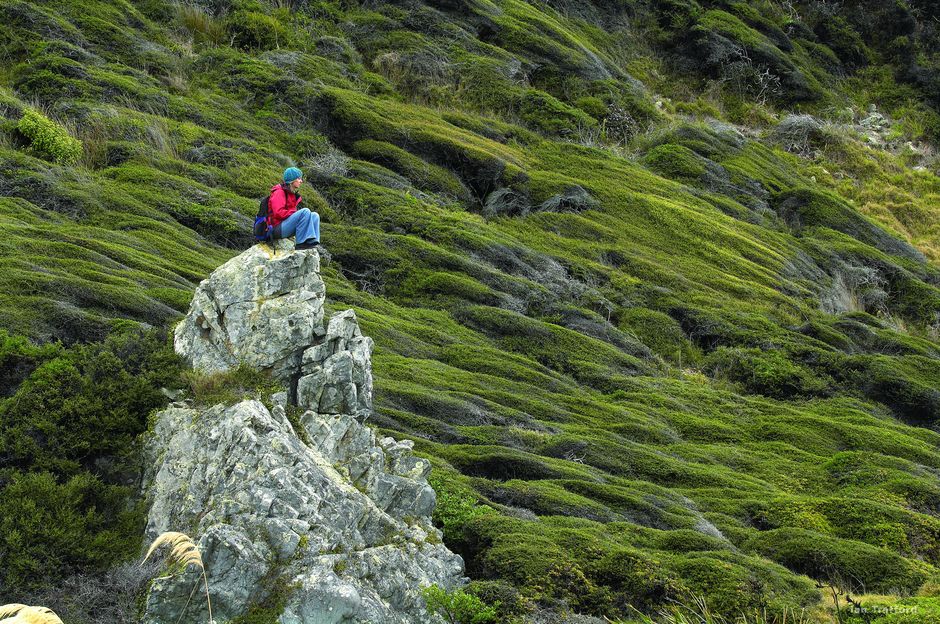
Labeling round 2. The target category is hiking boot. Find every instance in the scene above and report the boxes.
[295,239,320,250]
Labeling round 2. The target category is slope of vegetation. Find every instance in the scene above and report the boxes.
[2,0,940,622]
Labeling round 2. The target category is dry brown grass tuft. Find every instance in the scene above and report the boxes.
[0,604,64,624]
[143,531,205,570]
[142,531,213,623]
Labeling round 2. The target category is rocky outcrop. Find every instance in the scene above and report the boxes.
[173,240,326,379]
[297,310,374,419]
[146,242,464,623]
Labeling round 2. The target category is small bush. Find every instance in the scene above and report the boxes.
[18,560,160,624]
[517,89,596,136]
[429,473,496,543]
[408,271,497,305]
[642,144,708,184]
[454,55,518,112]
[422,585,499,624]
[183,363,284,408]
[16,109,82,165]
[226,10,291,52]
[617,307,700,367]
[704,347,830,399]
[307,147,350,180]
[770,114,826,156]
[464,580,532,622]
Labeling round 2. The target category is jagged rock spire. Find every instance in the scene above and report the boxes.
[145,243,464,623]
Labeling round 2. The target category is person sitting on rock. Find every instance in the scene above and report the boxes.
[269,166,320,250]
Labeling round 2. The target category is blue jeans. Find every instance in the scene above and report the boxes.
[275,208,319,244]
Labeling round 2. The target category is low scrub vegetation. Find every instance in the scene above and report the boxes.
[2,0,940,622]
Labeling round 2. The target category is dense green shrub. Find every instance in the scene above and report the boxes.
[687,10,821,102]
[642,144,708,184]
[747,528,929,593]
[586,547,683,612]
[0,328,183,597]
[616,307,700,366]
[226,10,291,51]
[517,89,596,136]
[860,356,940,425]
[774,188,920,261]
[463,580,532,622]
[480,533,604,611]
[0,329,60,397]
[407,271,497,305]
[0,470,144,596]
[650,0,702,45]
[16,109,83,165]
[351,139,468,199]
[422,584,499,624]
[0,328,183,476]
[668,552,815,616]
[810,14,873,69]
[429,472,497,543]
[704,347,830,399]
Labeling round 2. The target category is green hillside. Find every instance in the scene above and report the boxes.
[3,0,940,622]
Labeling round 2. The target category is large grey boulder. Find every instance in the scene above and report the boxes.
[145,244,465,623]
[174,240,325,377]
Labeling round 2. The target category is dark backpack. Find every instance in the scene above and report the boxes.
[254,184,301,243]
[253,193,275,242]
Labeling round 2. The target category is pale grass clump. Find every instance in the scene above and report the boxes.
[0,604,64,624]
[177,4,227,46]
[143,531,213,623]
[617,595,814,624]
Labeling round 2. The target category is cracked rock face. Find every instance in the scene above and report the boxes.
[298,309,374,419]
[146,244,465,623]
[142,401,463,624]
[174,240,326,378]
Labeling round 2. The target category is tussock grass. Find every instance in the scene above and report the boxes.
[183,363,283,407]
[0,605,64,624]
[4,0,940,620]
[623,595,814,623]
[142,532,213,624]
[177,3,227,47]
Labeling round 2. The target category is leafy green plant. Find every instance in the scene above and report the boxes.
[422,585,499,624]
[16,109,82,165]
[428,475,496,543]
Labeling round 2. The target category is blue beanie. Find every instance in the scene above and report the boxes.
[283,167,303,183]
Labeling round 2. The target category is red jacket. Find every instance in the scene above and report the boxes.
[268,184,302,227]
